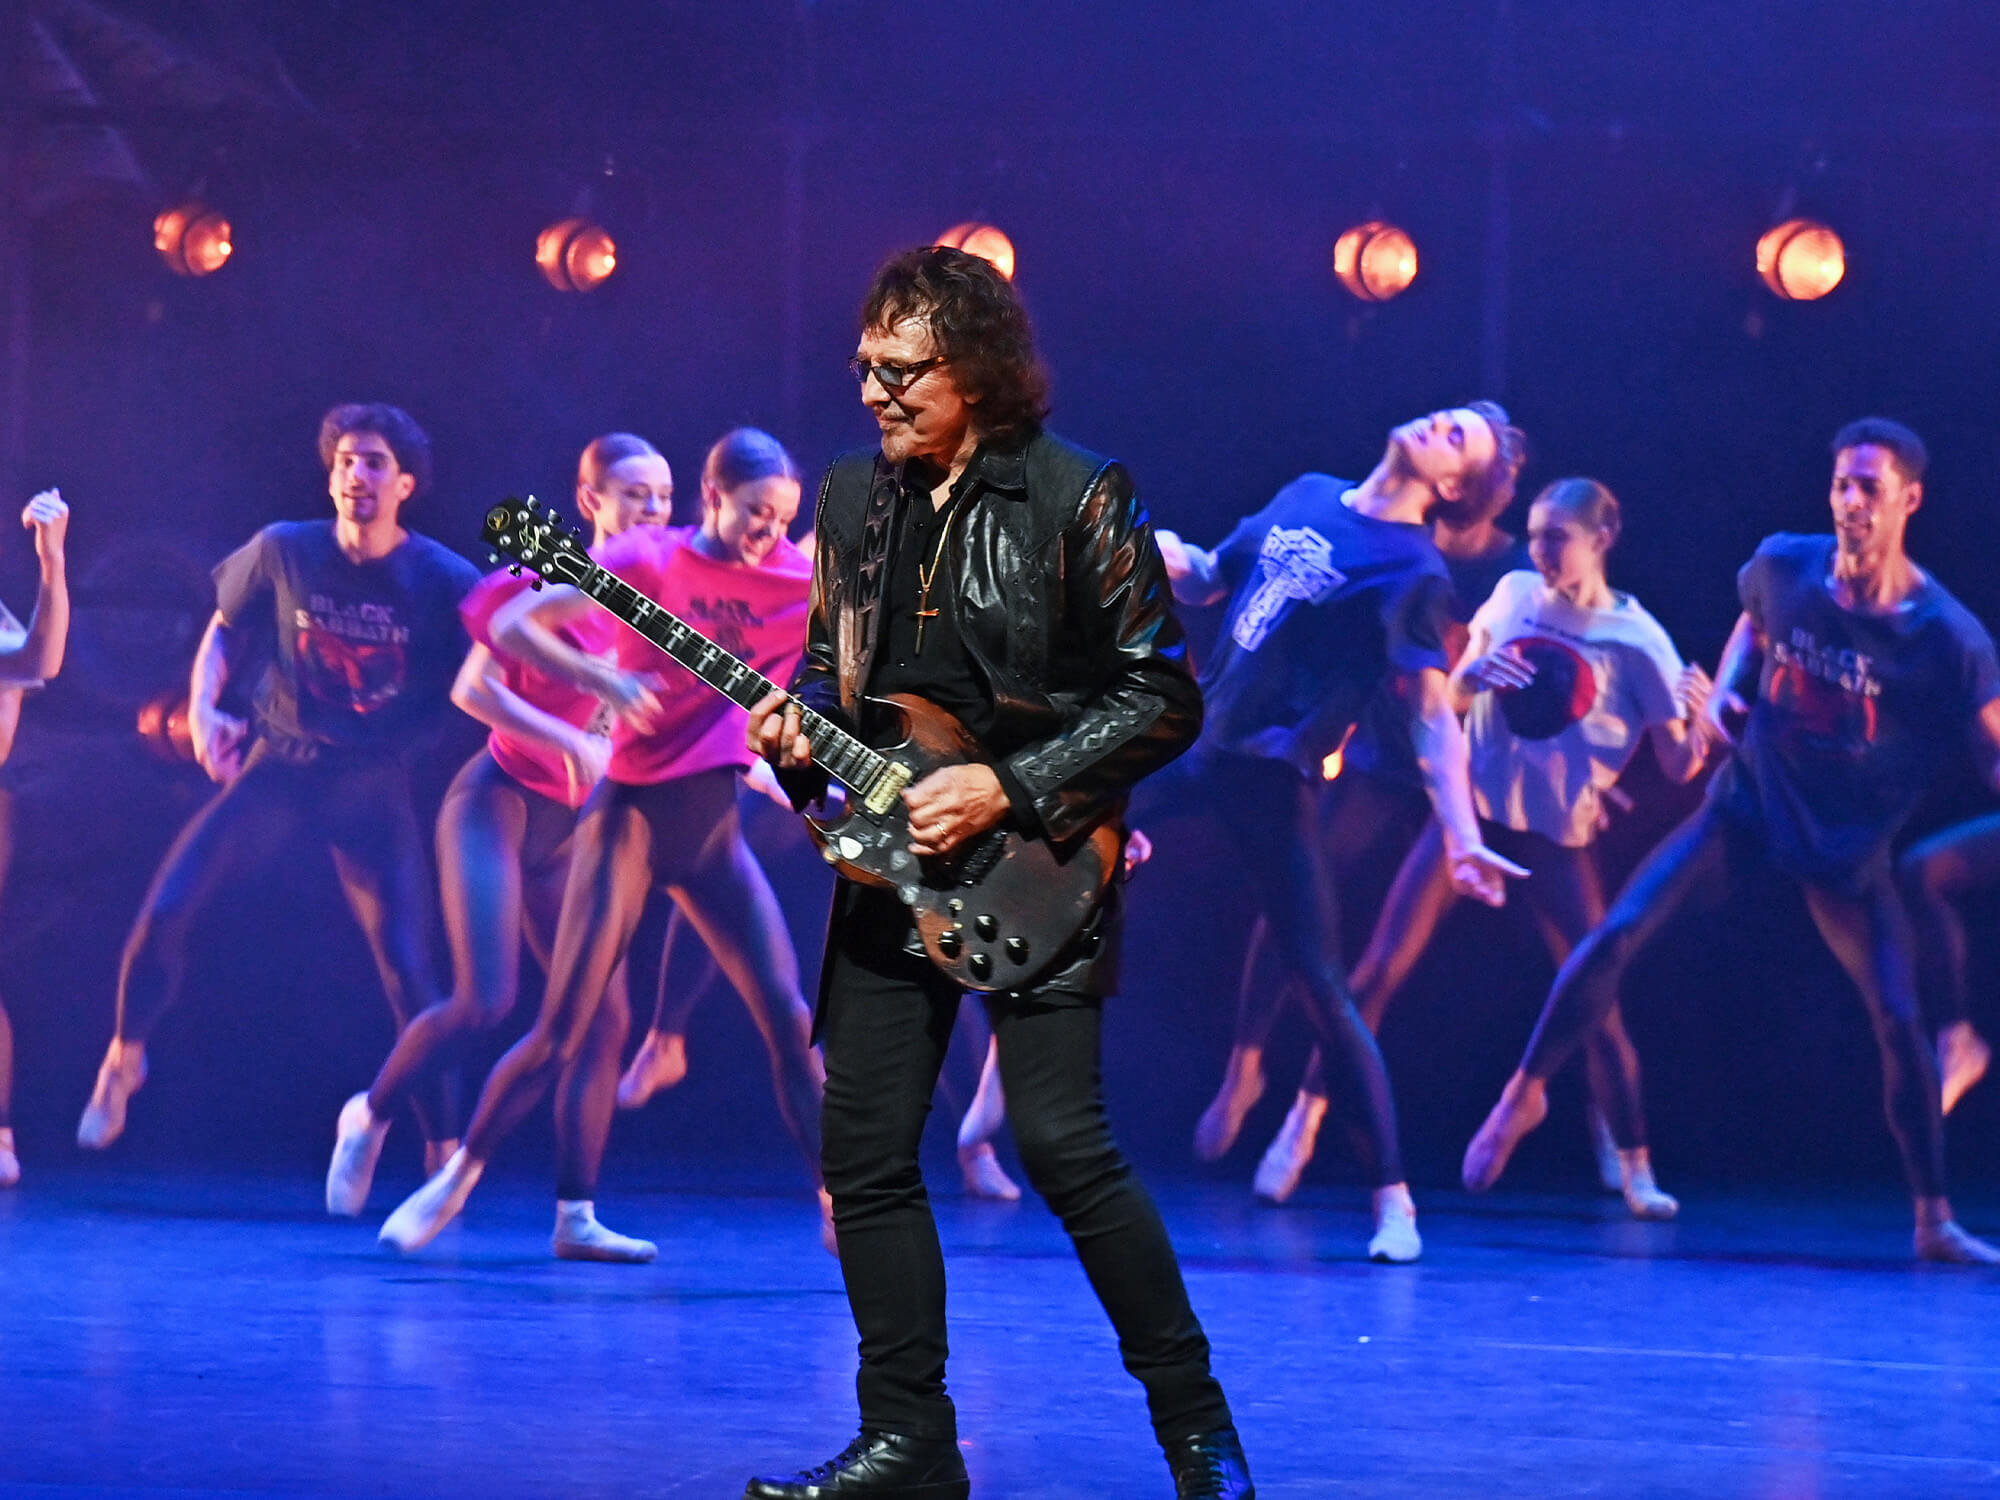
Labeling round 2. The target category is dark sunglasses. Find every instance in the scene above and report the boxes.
[846,355,946,394]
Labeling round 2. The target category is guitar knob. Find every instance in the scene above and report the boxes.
[1005,936,1029,965]
[937,928,962,958]
[968,952,993,982]
[975,914,998,941]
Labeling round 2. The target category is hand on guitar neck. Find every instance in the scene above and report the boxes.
[747,689,1007,857]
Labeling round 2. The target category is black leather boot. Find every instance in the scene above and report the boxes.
[743,1431,971,1499]
[1163,1428,1255,1499]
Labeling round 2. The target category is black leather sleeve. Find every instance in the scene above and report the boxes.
[1002,463,1203,841]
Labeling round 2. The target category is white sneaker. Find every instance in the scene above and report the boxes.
[552,1202,657,1263]
[0,1127,18,1188]
[326,1093,390,1217]
[379,1150,482,1253]
[1368,1186,1422,1263]
[1251,1091,1326,1204]
[78,1041,147,1149]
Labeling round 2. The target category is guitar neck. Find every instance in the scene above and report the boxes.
[567,557,890,799]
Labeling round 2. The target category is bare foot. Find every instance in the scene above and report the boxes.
[958,1142,1022,1201]
[1462,1073,1548,1192]
[1939,1023,1990,1116]
[617,1031,689,1110]
[1192,1045,1265,1162]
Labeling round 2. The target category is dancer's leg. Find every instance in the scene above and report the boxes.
[1798,876,1997,1262]
[325,762,454,1148]
[83,749,305,1147]
[955,1031,1020,1200]
[661,779,822,1185]
[991,992,1233,1443]
[1464,801,1743,1191]
[378,780,652,1252]
[1899,813,2000,1111]
[617,906,717,1108]
[1512,831,1677,1219]
[1214,756,1415,1258]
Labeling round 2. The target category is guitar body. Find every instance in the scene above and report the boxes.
[805,694,1120,992]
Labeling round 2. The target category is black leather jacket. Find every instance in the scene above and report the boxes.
[788,427,1203,846]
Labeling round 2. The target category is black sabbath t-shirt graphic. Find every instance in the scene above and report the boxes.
[213,519,480,757]
[1765,626,1881,758]
[295,595,411,716]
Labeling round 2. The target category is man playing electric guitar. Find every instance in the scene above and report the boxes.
[743,247,1253,1500]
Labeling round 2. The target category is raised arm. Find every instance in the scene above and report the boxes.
[1153,527,1229,607]
[1408,665,1528,906]
[1647,663,1717,783]
[0,490,70,685]
[489,584,660,731]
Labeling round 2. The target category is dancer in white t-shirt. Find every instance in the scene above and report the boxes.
[1251,478,1715,1219]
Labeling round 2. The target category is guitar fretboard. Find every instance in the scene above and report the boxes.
[569,558,897,806]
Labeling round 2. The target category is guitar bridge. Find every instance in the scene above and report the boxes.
[863,761,913,817]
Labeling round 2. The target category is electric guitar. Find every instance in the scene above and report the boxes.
[481,498,1119,992]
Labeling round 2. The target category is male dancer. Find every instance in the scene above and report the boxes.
[1152,403,1530,1261]
[0,488,71,1187]
[1187,445,1528,1176]
[79,405,479,1153]
[744,246,1251,1500]
[1463,418,2000,1264]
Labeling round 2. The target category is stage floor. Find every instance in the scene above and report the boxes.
[4,1165,1998,1499]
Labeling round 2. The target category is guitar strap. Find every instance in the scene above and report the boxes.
[844,454,904,706]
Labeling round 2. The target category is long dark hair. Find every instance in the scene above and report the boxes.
[861,246,1051,443]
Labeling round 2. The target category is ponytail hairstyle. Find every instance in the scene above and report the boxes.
[702,427,799,494]
[1534,476,1623,548]
[577,432,663,493]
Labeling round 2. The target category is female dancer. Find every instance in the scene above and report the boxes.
[1249,478,1713,1216]
[381,428,827,1252]
[325,433,669,1260]
[0,489,71,1188]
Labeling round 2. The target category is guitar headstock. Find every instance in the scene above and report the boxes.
[481,496,592,588]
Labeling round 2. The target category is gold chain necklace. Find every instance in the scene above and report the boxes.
[913,496,964,654]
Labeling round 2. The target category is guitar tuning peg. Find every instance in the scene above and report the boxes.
[508,564,522,577]
[531,579,544,591]
[486,553,500,565]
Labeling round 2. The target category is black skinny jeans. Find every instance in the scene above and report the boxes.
[366,748,633,1199]
[820,887,1230,1446]
[1899,811,2000,1033]
[460,769,819,1189]
[1520,798,1946,1200]
[114,741,453,1143]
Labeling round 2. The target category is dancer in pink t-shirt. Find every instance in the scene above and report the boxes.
[325,433,672,1262]
[381,429,831,1254]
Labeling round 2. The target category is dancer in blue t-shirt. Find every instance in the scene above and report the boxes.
[78,405,480,1155]
[1464,419,2000,1264]
[1154,402,1531,1262]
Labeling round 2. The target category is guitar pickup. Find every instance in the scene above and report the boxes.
[864,761,913,816]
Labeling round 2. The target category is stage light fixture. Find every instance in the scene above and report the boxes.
[936,222,1016,280]
[153,202,233,277]
[1333,221,1418,303]
[536,218,618,292]
[1757,219,1845,301]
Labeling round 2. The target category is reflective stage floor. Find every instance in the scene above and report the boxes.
[4,1165,1997,1498]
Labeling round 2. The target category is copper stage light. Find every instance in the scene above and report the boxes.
[936,222,1017,280]
[1757,219,1845,301]
[153,203,233,277]
[536,219,618,292]
[1333,221,1418,302]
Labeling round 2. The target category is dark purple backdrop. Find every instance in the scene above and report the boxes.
[8,1,2000,1196]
